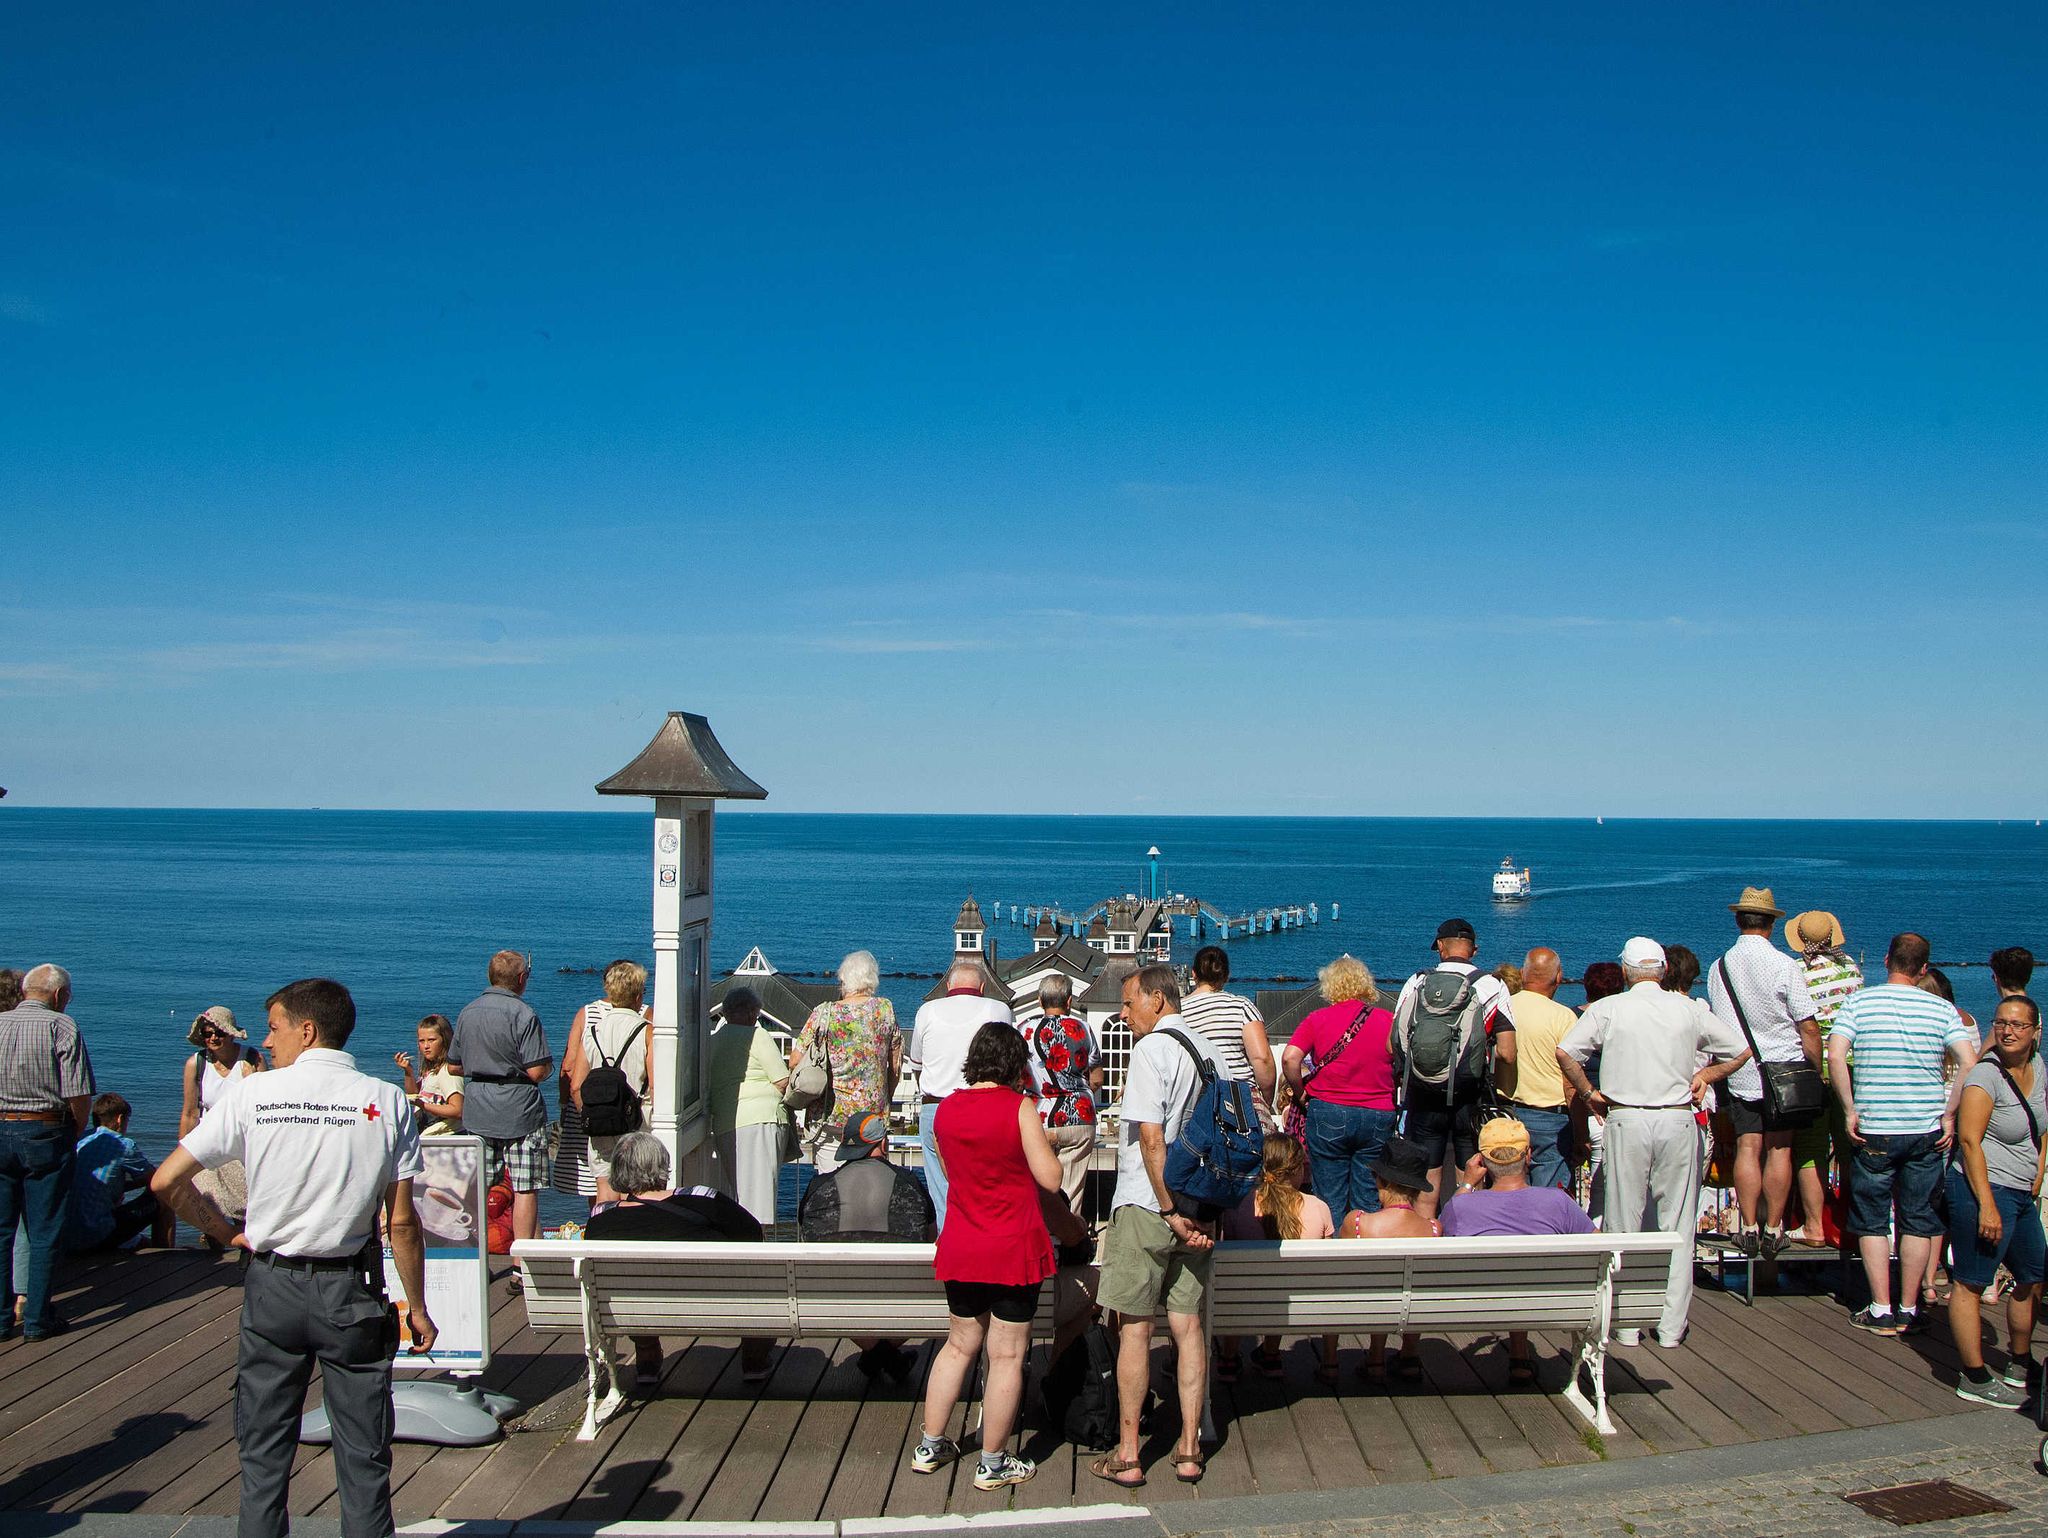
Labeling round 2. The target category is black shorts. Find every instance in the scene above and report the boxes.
[1726,1094,1819,1136]
[943,1278,1042,1324]
[1400,1088,1482,1172]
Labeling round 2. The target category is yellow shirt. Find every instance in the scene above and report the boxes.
[1505,989,1577,1108]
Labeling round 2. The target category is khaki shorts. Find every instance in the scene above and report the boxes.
[1095,1205,1212,1320]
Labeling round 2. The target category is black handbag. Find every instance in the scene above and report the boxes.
[1716,958,1827,1120]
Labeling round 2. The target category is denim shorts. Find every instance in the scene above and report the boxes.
[1944,1168,2048,1291]
[1845,1131,1945,1239]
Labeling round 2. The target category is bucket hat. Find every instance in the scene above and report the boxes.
[1370,1135,1436,1192]
[1729,886,1783,919]
[187,1005,245,1047]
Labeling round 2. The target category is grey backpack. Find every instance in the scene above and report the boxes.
[1393,967,1491,1090]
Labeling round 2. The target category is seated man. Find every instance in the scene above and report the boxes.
[1440,1117,1593,1385]
[585,1131,771,1390]
[69,1093,169,1251]
[797,1110,936,1381]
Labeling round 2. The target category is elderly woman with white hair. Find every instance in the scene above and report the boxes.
[586,1132,773,1389]
[790,950,900,1173]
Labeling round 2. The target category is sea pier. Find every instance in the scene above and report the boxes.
[989,845,1336,952]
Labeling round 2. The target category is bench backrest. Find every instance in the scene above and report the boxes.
[514,1231,1683,1339]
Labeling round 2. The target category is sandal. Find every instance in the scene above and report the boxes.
[1172,1448,1206,1484]
[1251,1345,1285,1379]
[1214,1353,1241,1384]
[1088,1452,1146,1488]
[1507,1358,1537,1388]
[1393,1353,1425,1384]
[1315,1360,1340,1388]
[1356,1356,1385,1384]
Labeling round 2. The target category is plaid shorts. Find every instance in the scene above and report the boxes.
[481,1124,553,1194]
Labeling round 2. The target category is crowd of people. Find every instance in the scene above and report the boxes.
[1,892,2039,1510]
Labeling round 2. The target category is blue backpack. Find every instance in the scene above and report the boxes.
[1158,1029,1264,1218]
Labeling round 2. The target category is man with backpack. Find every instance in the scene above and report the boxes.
[1391,919,1518,1219]
[1090,963,1238,1490]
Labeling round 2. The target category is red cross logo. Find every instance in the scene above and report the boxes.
[362,1103,380,1121]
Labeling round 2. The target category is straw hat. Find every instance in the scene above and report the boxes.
[186,1005,245,1047]
[1785,910,1846,952]
[1728,886,1783,919]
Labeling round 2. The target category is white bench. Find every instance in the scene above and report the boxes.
[513,1230,1685,1441]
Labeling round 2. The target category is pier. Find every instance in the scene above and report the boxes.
[990,846,1336,951]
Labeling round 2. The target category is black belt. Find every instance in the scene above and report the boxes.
[465,1070,531,1085]
[258,1249,370,1272]
[1512,1102,1569,1114]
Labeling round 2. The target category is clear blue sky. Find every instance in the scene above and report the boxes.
[4,5,2043,817]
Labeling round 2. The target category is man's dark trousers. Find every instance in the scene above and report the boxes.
[0,1121,74,1333]
[238,1250,396,1538]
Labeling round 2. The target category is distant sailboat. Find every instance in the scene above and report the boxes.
[1595,815,1603,825]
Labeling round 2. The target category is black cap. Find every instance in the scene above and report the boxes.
[1434,918,1476,945]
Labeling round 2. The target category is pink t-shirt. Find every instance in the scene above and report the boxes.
[1223,1188,1336,1242]
[1291,1003,1397,1110]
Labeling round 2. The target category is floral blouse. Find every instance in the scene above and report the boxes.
[794,994,900,1127]
[1029,1012,1101,1128]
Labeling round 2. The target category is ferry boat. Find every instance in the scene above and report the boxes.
[1491,858,1531,902]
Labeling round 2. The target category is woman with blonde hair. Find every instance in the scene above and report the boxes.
[1217,1133,1339,1384]
[790,950,900,1173]
[565,959,655,1206]
[1281,954,1398,1221]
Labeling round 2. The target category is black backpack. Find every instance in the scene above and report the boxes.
[1043,1322,1120,1451]
[581,1017,647,1138]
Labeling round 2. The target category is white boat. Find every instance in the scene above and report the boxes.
[1492,858,1531,902]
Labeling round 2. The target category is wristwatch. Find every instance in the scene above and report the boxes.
[1160,1206,1179,1220]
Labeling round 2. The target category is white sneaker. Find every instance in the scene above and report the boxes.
[1613,1328,1642,1347]
[972,1452,1037,1490]
[910,1437,958,1475]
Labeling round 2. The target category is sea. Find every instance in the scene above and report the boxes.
[4,809,2044,1216]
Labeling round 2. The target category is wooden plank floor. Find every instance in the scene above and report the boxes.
[0,1251,1996,1522]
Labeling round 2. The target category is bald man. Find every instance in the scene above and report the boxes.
[1498,948,1580,1190]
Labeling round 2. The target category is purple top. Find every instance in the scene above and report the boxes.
[1439,1185,1594,1238]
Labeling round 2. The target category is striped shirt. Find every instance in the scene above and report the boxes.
[1798,952,1866,1040]
[1708,935,1815,1102]
[1832,983,1973,1136]
[1177,989,1260,1083]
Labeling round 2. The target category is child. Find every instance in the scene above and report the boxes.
[1339,1135,1439,1382]
[395,1014,464,1135]
[1218,1134,1338,1384]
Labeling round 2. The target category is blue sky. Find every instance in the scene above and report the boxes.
[4,5,2044,817]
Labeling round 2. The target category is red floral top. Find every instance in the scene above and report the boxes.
[1029,1012,1100,1129]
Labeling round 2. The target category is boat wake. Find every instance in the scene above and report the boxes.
[1530,870,1714,900]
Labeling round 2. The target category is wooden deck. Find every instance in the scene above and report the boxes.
[0,1249,1994,1524]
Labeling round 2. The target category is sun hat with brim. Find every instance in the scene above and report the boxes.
[187,1005,245,1047]
[1784,910,1846,952]
[1369,1135,1436,1192]
[1728,886,1783,919]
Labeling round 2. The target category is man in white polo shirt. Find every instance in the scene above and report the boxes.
[1558,938,1749,1348]
[907,959,1015,1229]
[153,978,435,1538]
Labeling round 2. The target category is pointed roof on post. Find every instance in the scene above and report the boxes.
[595,712,768,800]
[954,896,986,932]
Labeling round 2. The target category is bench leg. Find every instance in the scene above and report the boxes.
[574,1262,625,1442]
[1559,1330,1616,1437]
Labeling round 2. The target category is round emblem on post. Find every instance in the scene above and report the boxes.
[658,832,679,854]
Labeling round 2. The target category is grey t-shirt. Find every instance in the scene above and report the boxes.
[1958,1058,2046,1192]
[453,987,549,1138]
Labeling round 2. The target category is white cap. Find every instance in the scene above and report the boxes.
[1620,936,1666,969]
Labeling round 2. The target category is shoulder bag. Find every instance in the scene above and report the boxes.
[1281,1002,1373,1147]
[1988,1062,2044,1153]
[1716,958,1826,1120]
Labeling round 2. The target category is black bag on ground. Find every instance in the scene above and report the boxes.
[581,1019,647,1138]
[1044,1322,1151,1451]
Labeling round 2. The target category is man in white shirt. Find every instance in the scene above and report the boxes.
[906,960,1014,1230]
[153,978,434,1538]
[1091,963,1219,1490]
[1707,887,1821,1257]
[1558,938,1748,1348]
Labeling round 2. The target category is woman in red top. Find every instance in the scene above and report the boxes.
[913,1022,1085,1491]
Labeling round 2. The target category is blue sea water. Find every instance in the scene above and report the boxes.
[3,809,2044,1184]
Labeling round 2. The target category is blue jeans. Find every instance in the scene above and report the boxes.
[1846,1130,1945,1239]
[919,1100,949,1233]
[1944,1168,2048,1291]
[1513,1106,1574,1191]
[0,1121,76,1334]
[1305,1099,1398,1220]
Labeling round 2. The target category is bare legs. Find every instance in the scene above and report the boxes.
[1733,1131,1794,1231]
[1111,1311,1206,1480]
[921,1313,1031,1458]
[511,1190,539,1242]
[1860,1232,1936,1314]
[1950,1280,2041,1372]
